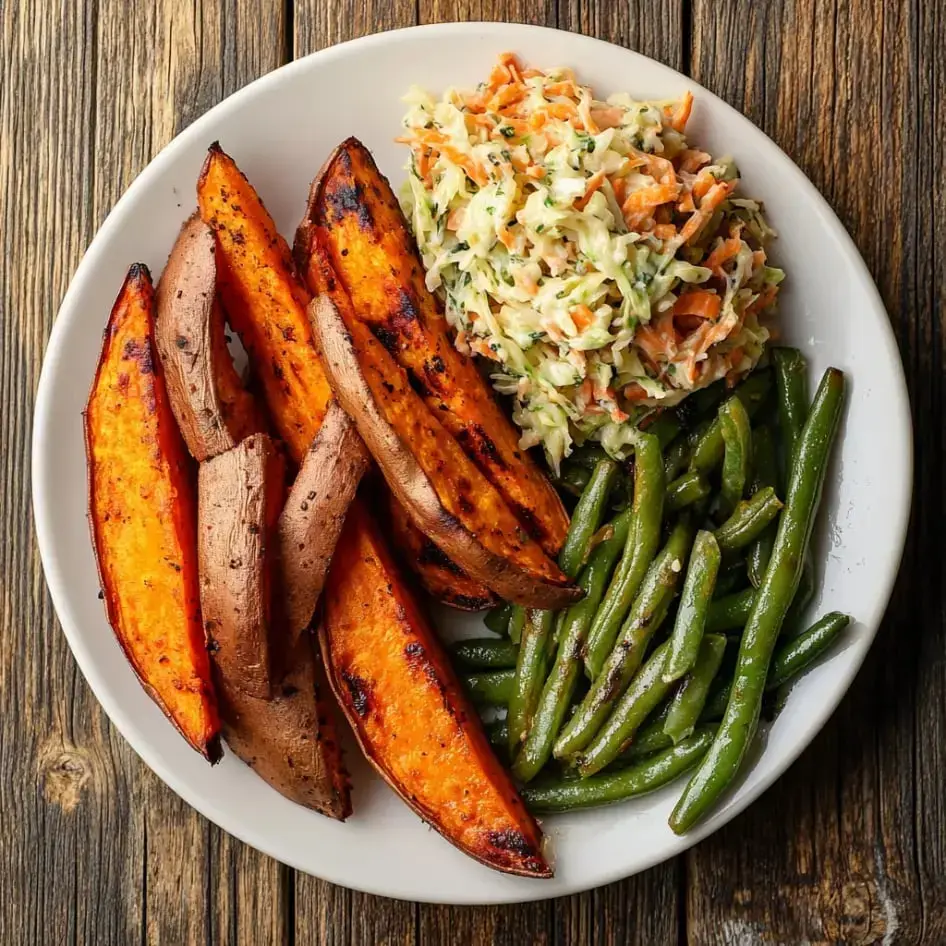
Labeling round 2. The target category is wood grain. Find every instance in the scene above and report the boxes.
[2,0,938,943]
[685,0,940,943]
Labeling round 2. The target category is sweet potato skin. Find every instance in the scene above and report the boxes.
[155,214,264,461]
[85,264,221,762]
[216,630,352,819]
[299,138,569,556]
[307,267,580,610]
[277,401,370,645]
[322,501,550,876]
[198,143,332,461]
[382,486,497,611]
[198,434,285,699]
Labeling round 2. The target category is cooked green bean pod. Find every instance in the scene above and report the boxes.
[523,728,717,813]
[663,531,722,681]
[584,434,665,679]
[670,368,845,834]
[556,518,693,760]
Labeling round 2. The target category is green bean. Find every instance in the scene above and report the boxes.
[508,459,617,753]
[689,370,772,475]
[577,640,676,775]
[507,606,525,644]
[558,463,592,497]
[747,426,779,588]
[772,347,810,470]
[663,531,722,682]
[706,587,755,632]
[567,444,612,470]
[676,380,728,429]
[523,728,717,813]
[714,487,783,554]
[484,602,513,636]
[463,669,514,707]
[670,367,845,834]
[718,396,752,518]
[664,634,727,743]
[699,679,731,723]
[664,437,692,483]
[645,413,683,449]
[512,509,633,783]
[450,638,519,670]
[557,459,620,578]
[583,434,665,679]
[702,612,850,721]
[713,559,749,598]
[783,558,815,636]
[556,518,693,760]
[666,471,712,513]
[767,612,851,690]
[620,705,674,760]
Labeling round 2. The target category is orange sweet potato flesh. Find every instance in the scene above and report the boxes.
[382,486,497,611]
[85,264,221,762]
[322,501,551,877]
[298,138,569,556]
[198,143,476,601]
[197,143,332,460]
[308,258,580,610]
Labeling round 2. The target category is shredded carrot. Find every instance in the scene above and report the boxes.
[692,169,718,201]
[590,107,625,130]
[575,170,607,211]
[447,206,466,231]
[623,383,651,402]
[654,224,677,241]
[674,290,722,320]
[622,183,682,217]
[678,149,712,173]
[745,284,778,316]
[752,249,767,268]
[570,304,596,331]
[679,181,736,245]
[677,191,696,214]
[499,52,523,84]
[704,237,743,276]
[670,91,694,132]
[514,269,540,297]
[525,165,546,180]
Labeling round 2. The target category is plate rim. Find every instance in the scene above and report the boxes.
[32,20,913,904]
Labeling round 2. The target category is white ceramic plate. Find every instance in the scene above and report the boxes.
[33,22,911,903]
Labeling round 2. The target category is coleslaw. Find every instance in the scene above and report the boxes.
[399,53,783,471]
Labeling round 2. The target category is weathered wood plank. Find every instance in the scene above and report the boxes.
[685,0,935,942]
[0,2,290,944]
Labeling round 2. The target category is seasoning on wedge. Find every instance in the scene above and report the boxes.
[296,137,569,556]
[306,249,581,610]
[85,264,221,762]
[321,501,551,876]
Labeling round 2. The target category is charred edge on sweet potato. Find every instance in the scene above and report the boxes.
[322,503,551,877]
[85,264,221,762]
[197,143,332,462]
[382,484,497,611]
[305,251,581,609]
[299,137,569,557]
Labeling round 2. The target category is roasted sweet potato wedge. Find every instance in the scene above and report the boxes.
[198,143,333,460]
[382,486,497,611]
[198,434,285,698]
[277,401,370,645]
[215,628,351,818]
[322,501,550,876]
[297,138,569,556]
[85,264,221,762]
[198,144,478,601]
[155,214,265,461]
[199,433,351,814]
[307,261,580,610]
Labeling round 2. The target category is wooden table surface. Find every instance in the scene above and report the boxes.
[1,0,939,942]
